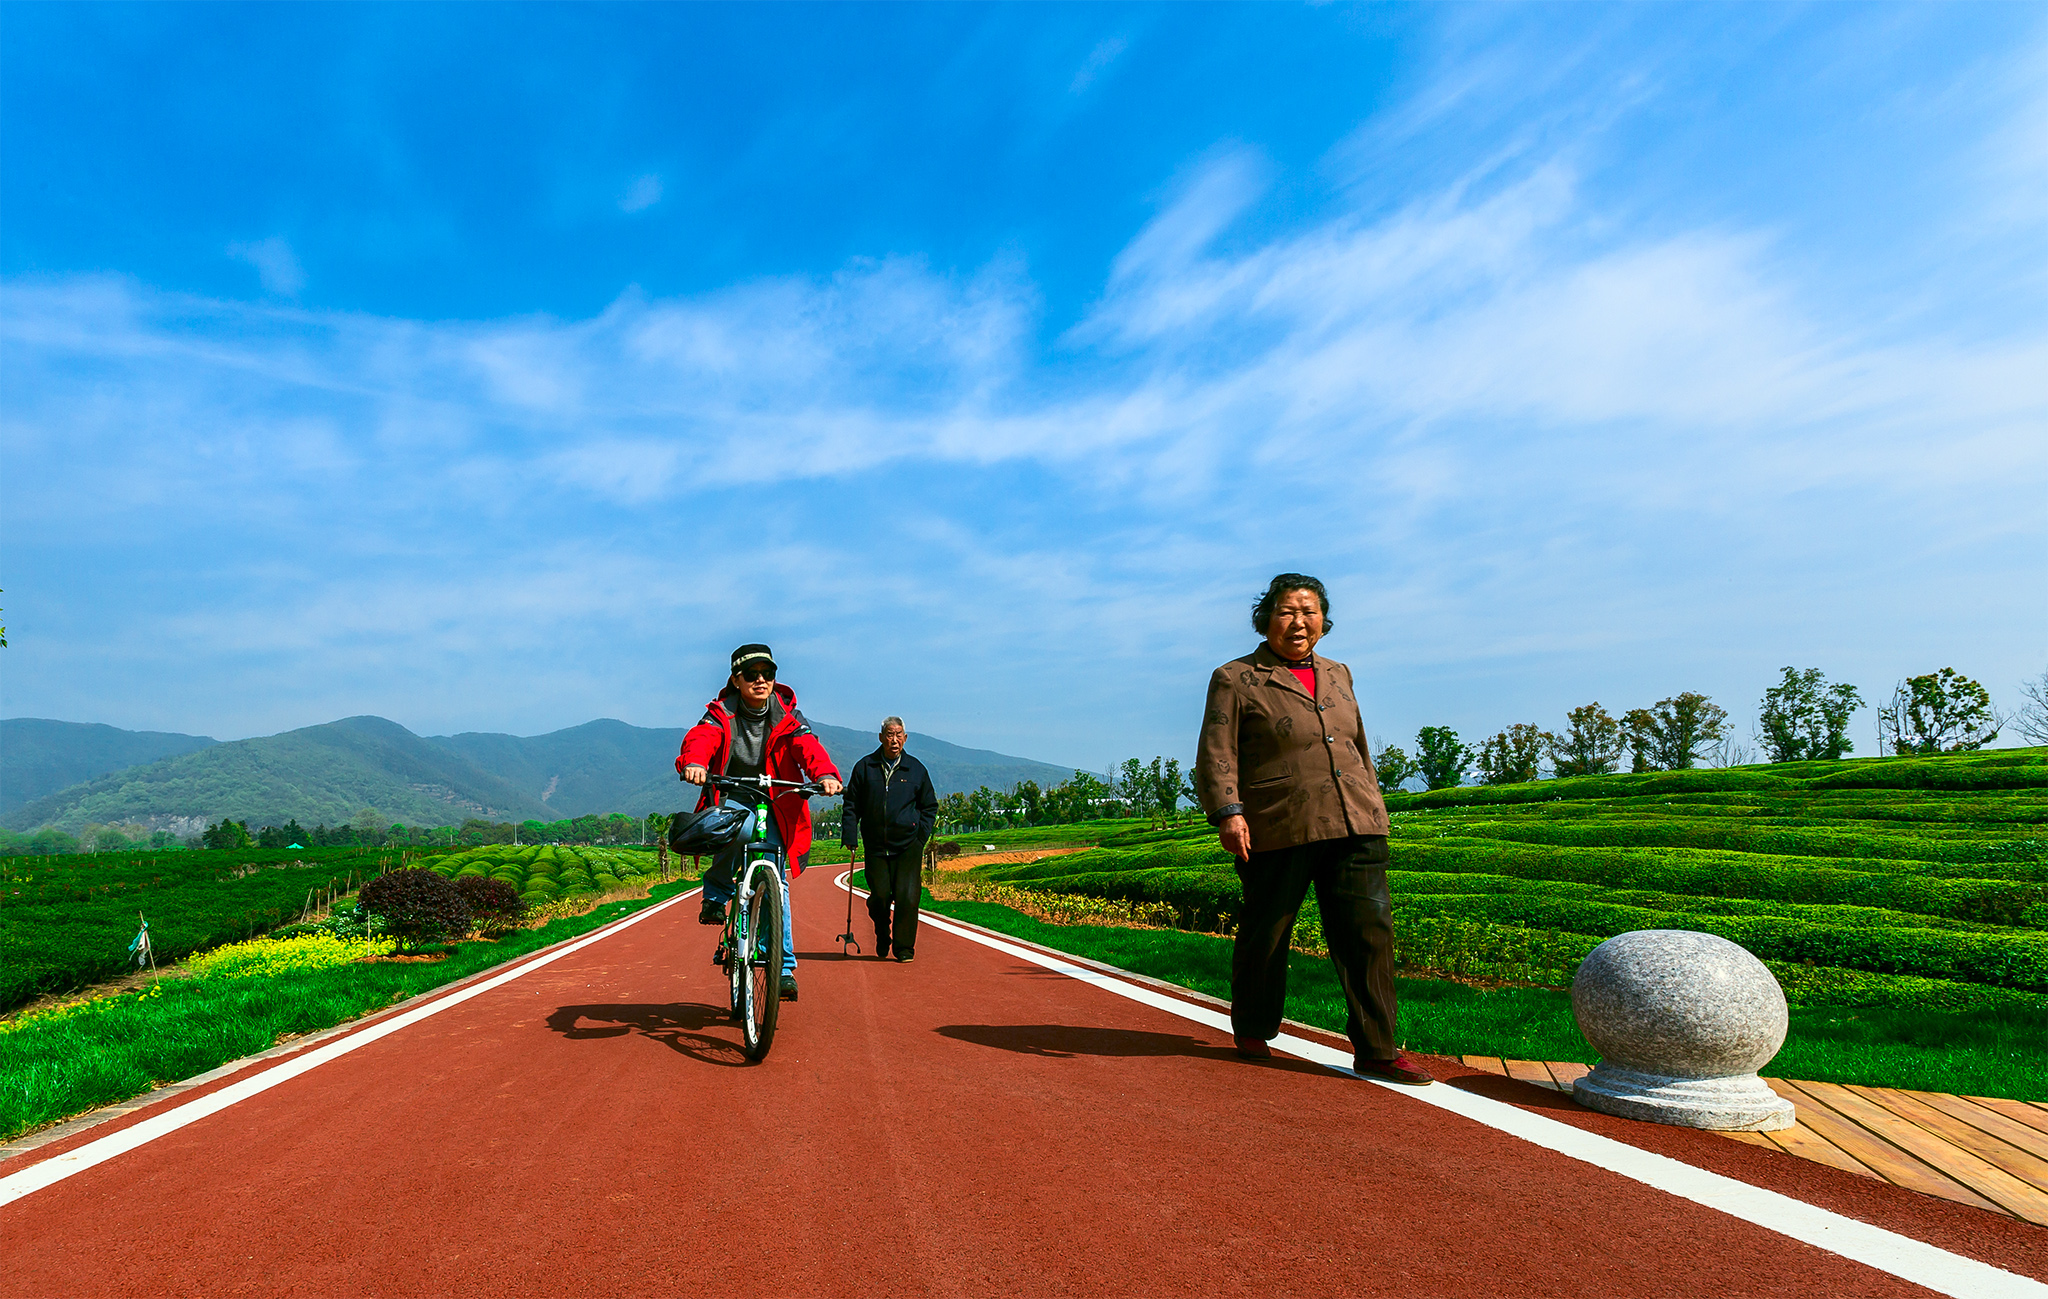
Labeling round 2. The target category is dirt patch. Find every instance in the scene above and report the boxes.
[1,967,192,1026]
[936,847,1092,872]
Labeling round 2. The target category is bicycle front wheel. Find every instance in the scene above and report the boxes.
[734,862,783,1062]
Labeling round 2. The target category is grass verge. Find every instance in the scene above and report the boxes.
[0,879,698,1143]
[920,893,2048,1101]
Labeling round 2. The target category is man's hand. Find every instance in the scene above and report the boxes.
[1218,814,1252,863]
[821,777,843,796]
[682,764,708,785]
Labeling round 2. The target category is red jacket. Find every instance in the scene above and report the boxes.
[676,683,841,871]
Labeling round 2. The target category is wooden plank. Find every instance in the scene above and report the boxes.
[1855,1086,2048,1215]
[1503,1059,1560,1091]
[1759,1119,1883,1180]
[1767,1079,2008,1214]
[1915,1092,2048,1165]
[1545,1061,1591,1090]
[1842,1086,2048,1226]
[1965,1095,2048,1138]
[1461,1056,1508,1075]
[1718,1130,1776,1147]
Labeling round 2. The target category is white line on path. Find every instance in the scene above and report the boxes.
[0,889,699,1211]
[862,877,2048,1299]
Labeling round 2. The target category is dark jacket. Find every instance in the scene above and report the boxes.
[1194,643,1389,852]
[676,682,841,871]
[841,748,938,855]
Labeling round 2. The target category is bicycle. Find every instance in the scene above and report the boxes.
[700,773,831,1062]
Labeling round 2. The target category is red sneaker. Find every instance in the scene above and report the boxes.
[1354,1054,1434,1085]
[1234,1035,1272,1060]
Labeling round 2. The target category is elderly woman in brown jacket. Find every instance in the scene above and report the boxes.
[1195,573,1433,1086]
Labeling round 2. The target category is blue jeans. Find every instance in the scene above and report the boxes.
[702,811,796,976]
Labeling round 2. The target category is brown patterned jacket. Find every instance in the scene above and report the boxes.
[1194,643,1390,852]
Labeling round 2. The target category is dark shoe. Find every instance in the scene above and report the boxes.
[876,937,892,959]
[895,951,914,964]
[779,975,799,1002]
[1234,1035,1272,1060]
[699,900,726,925]
[1355,1053,1434,1086]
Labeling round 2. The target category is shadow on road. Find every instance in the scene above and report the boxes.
[1447,1072,1585,1113]
[544,1002,750,1068]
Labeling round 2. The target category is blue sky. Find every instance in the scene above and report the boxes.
[3,2,2044,774]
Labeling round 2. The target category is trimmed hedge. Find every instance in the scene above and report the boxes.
[1390,892,2048,990]
[1389,841,2048,921]
[1405,818,2046,867]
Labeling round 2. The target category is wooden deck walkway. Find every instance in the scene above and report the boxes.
[1461,1056,2048,1227]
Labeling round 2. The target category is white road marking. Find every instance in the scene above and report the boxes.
[871,877,2047,1299]
[0,889,699,1210]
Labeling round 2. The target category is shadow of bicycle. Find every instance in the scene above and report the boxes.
[544,1002,750,1067]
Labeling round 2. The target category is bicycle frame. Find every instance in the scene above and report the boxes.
[703,772,827,1061]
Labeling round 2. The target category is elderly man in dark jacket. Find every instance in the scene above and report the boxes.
[842,717,939,962]
[1195,573,1432,1086]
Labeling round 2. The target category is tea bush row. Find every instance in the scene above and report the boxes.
[0,846,424,1010]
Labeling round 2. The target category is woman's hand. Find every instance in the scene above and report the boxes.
[1218,814,1252,862]
[682,764,708,785]
[821,777,843,796]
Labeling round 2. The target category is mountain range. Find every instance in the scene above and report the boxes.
[0,715,1081,833]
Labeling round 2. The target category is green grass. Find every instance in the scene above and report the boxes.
[922,893,2048,1101]
[0,845,436,1009]
[0,878,698,1142]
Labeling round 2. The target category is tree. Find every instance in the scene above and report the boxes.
[1878,668,2000,754]
[936,791,971,832]
[2011,665,2048,746]
[1414,727,1471,791]
[1476,724,1550,785]
[453,875,522,935]
[966,786,998,829]
[1115,758,1154,821]
[1757,667,1863,763]
[1372,742,1420,792]
[1623,693,1728,771]
[202,819,254,850]
[1548,704,1625,777]
[1010,779,1045,826]
[360,867,470,948]
[1148,758,1184,822]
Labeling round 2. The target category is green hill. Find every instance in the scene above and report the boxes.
[4,714,1083,833]
[1,719,217,815]
[1,716,548,833]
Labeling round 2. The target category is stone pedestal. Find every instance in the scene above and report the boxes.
[1569,929,1795,1132]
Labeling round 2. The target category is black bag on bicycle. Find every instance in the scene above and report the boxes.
[668,805,750,854]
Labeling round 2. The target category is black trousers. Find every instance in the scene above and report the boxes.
[865,843,924,957]
[1231,834,1398,1061]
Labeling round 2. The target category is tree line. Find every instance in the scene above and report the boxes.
[934,758,1192,833]
[1380,664,2038,792]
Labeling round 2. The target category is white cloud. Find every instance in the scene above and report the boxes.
[226,236,306,296]
[620,173,663,213]
[1070,37,1127,94]
[8,44,2047,751]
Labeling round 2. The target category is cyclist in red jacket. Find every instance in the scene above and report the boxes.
[679,642,842,1001]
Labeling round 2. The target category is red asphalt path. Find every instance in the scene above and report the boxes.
[2,868,2044,1298]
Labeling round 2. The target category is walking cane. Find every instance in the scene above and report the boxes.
[837,843,863,954]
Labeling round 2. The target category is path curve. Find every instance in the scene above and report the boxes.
[1,866,2043,1298]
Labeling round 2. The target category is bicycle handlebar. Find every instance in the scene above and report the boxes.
[701,773,835,800]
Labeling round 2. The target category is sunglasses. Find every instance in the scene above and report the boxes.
[738,666,776,682]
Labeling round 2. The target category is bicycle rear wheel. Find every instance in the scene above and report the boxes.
[733,862,782,1061]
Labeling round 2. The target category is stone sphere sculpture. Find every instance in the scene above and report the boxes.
[1570,929,1795,1131]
